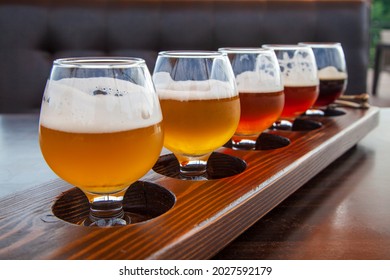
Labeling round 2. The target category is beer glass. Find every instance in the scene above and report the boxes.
[39,57,164,226]
[299,42,348,114]
[153,51,240,179]
[262,44,319,128]
[219,48,284,150]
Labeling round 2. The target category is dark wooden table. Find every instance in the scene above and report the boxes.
[0,108,388,259]
[215,108,390,260]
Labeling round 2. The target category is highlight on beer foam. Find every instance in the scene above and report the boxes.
[40,77,162,133]
[318,66,348,80]
[235,71,283,93]
[153,72,238,101]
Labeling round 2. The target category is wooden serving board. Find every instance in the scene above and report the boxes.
[0,106,379,260]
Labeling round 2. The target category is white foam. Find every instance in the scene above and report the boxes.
[153,72,238,101]
[235,71,283,93]
[40,77,162,133]
[283,79,318,87]
[277,51,319,87]
[318,66,348,80]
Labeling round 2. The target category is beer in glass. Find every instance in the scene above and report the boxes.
[153,51,240,179]
[262,45,319,127]
[39,58,164,226]
[299,42,348,109]
[219,48,284,149]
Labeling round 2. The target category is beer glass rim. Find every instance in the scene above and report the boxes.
[262,44,311,51]
[218,47,272,54]
[54,57,146,68]
[298,42,342,48]
[158,50,225,58]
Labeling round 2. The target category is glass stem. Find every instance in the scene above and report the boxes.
[231,137,257,150]
[177,153,210,180]
[89,199,124,221]
[272,119,293,130]
[84,190,129,227]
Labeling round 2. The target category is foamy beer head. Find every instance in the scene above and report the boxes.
[153,72,238,100]
[262,45,319,87]
[40,58,162,134]
[219,47,283,93]
[318,66,348,81]
[153,50,238,100]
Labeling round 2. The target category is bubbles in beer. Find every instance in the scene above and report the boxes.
[153,72,238,101]
[40,77,162,133]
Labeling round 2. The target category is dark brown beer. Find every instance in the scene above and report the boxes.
[316,78,347,107]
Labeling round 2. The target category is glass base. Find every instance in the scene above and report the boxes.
[153,152,246,180]
[271,120,293,130]
[305,108,325,116]
[179,159,208,179]
[82,192,130,227]
[231,139,257,150]
[176,153,211,180]
[82,215,130,227]
[305,106,346,117]
[179,173,208,181]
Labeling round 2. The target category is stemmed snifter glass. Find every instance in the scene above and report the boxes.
[299,42,348,115]
[153,51,240,180]
[262,44,319,129]
[219,48,284,150]
[39,57,164,226]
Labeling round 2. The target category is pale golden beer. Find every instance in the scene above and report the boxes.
[153,51,240,178]
[39,57,164,226]
[160,96,240,156]
[40,123,163,194]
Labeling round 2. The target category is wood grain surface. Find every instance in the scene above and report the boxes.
[215,108,390,259]
[0,107,379,259]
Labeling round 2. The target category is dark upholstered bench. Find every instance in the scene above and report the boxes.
[0,0,370,113]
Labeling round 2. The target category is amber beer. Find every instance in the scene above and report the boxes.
[39,124,163,194]
[159,96,240,157]
[218,48,284,145]
[262,44,319,120]
[234,90,284,138]
[281,85,319,119]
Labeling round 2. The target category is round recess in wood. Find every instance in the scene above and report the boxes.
[223,132,291,151]
[153,152,247,180]
[52,181,176,225]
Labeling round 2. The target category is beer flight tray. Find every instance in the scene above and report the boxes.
[0,105,379,259]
